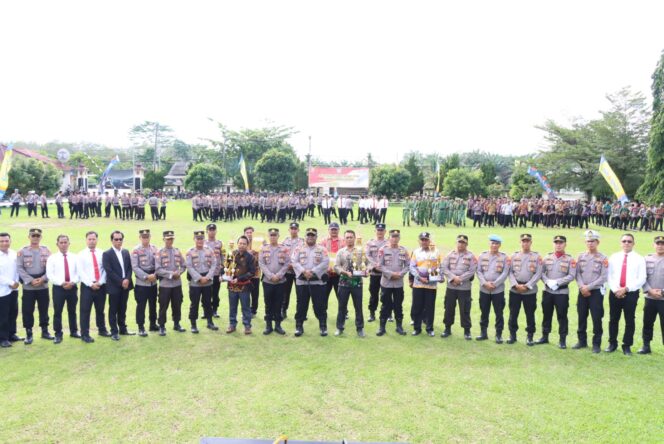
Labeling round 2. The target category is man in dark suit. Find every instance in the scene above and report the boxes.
[103,230,135,340]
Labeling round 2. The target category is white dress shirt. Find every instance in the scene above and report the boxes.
[607,250,646,293]
[77,247,107,287]
[113,247,126,278]
[46,251,80,286]
[0,249,19,297]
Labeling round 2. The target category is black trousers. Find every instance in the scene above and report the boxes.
[158,286,183,327]
[135,285,158,328]
[541,291,569,337]
[443,288,472,330]
[642,297,664,344]
[22,289,50,329]
[282,273,295,313]
[80,285,107,336]
[211,275,221,313]
[295,284,327,327]
[150,206,159,220]
[189,285,213,321]
[8,290,18,336]
[380,286,403,321]
[479,291,505,334]
[160,207,166,219]
[250,277,260,314]
[411,287,436,332]
[368,274,381,313]
[336,285,364,330]
[323,208,331,225]
[576,289,604,346]
[108,289,130,334]
[608,290,639,347]
[56,203,64,218]
[262,281,284,322]
[52,285,78,336]
[10,202,20,217]
[508,291,537,335]
[0,292,16,340]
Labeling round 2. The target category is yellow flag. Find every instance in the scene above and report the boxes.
[239,153,249,192]
[0,144,14,200]
[599,155,628,203]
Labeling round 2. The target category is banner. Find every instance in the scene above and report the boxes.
[435,160,441,193]
[527,166,556,198]
[0,144,14,200]
[239,153,249,192]
[98,155,120,193]
[308,167,369,188]
[598,155,628,203]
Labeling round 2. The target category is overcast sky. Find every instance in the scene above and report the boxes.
[2,0,662,163]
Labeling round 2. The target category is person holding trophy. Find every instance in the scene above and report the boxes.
[333,230,368,337]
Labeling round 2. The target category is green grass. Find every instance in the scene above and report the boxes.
[1,202,663,444]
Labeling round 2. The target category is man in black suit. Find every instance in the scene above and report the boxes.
[103,230,135,340]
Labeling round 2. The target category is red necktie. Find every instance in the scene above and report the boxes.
[619,253,627,288]
[63,253,70,282]
[91,249,100,281]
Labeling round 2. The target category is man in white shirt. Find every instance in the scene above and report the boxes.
[0,232,20,348]
[46,234,80,344]
[606,233,647,355]
[77,231,109,343]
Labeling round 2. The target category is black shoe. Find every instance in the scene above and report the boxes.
[82,335,95,343]
[24,334,33,345]
[592,345,601,354]
[53,336,63,344]
[622,345,632,356]
[357,329,366,338]
[387,317,394,322]
[526,335,534,346]
[9,334,23,342]
[412,330,421,336]
[138,329,148,337]
[395,324,406,336]
[572,342,587,350]
[191,324,199,334]
[506,335,517,344]
[159,327,167,336]
[263,326,274,335]
[495,335,503,344]
[41,331,55,340]
[174,324,186,333]
[207,322,219,331]
[111,334,120,341]
[558,340,567,350]
[637,344,651,354]
[294,327,304,337]
[476,330,489,341]
[376,328,386,336]
[441,329,451,338]
[149,325,159,332]
[605,343,618,353]
[98,330,111,337]
[119,330,136,336]
[368,312,376,322]
[0,340,11,348]
[535,335,549,345]
[274,324,286,335]
[70,332,82,339]
[427,331,435,337]
[320,328,328,337]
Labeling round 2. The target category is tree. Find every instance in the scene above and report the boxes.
[509,161,542,200]
[638,50,664,203]
[253,149,298,192]
[143,167,168,191]
[129,121,175,172]
[442,168,486,198]
[8,157,62,195]
[184,164,223,194]
[369,165,410,197]
[479,160,498,186]
[402,154,424,194]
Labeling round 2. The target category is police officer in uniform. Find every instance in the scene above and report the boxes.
[186,230,218,333]
[639,235,664,354]
[205,224,224,318]
[291,228,330,337]
[537,235,576,349]
[573,230,608,353]
[130,229,159,336]
[507,234,542,345]
[365,223,388,322]
[155,231,187,336]
[441,235,478,340]
[17,228,54,343]
[281,222,303,319]
[476,234,510,343]
[376,229,409,336]
[259,228,290,335]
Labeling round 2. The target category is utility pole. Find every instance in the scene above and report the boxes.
[307,136,312,193]
[154,122,160,172]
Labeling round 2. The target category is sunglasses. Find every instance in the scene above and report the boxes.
[31,234,41,238]
[621,240,634,244]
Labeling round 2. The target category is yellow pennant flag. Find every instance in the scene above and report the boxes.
[599,155,628,203]
[238,153,249,192]
[0,144,15,200]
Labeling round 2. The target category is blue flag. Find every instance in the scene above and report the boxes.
[98,155,120,193]
[527,166,556,198]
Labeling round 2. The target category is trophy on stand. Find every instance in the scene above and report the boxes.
[428,259,441,282]
[352,250,367,277]
[223,241,235,281]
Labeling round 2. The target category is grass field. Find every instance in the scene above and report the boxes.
[2,201,663,444]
